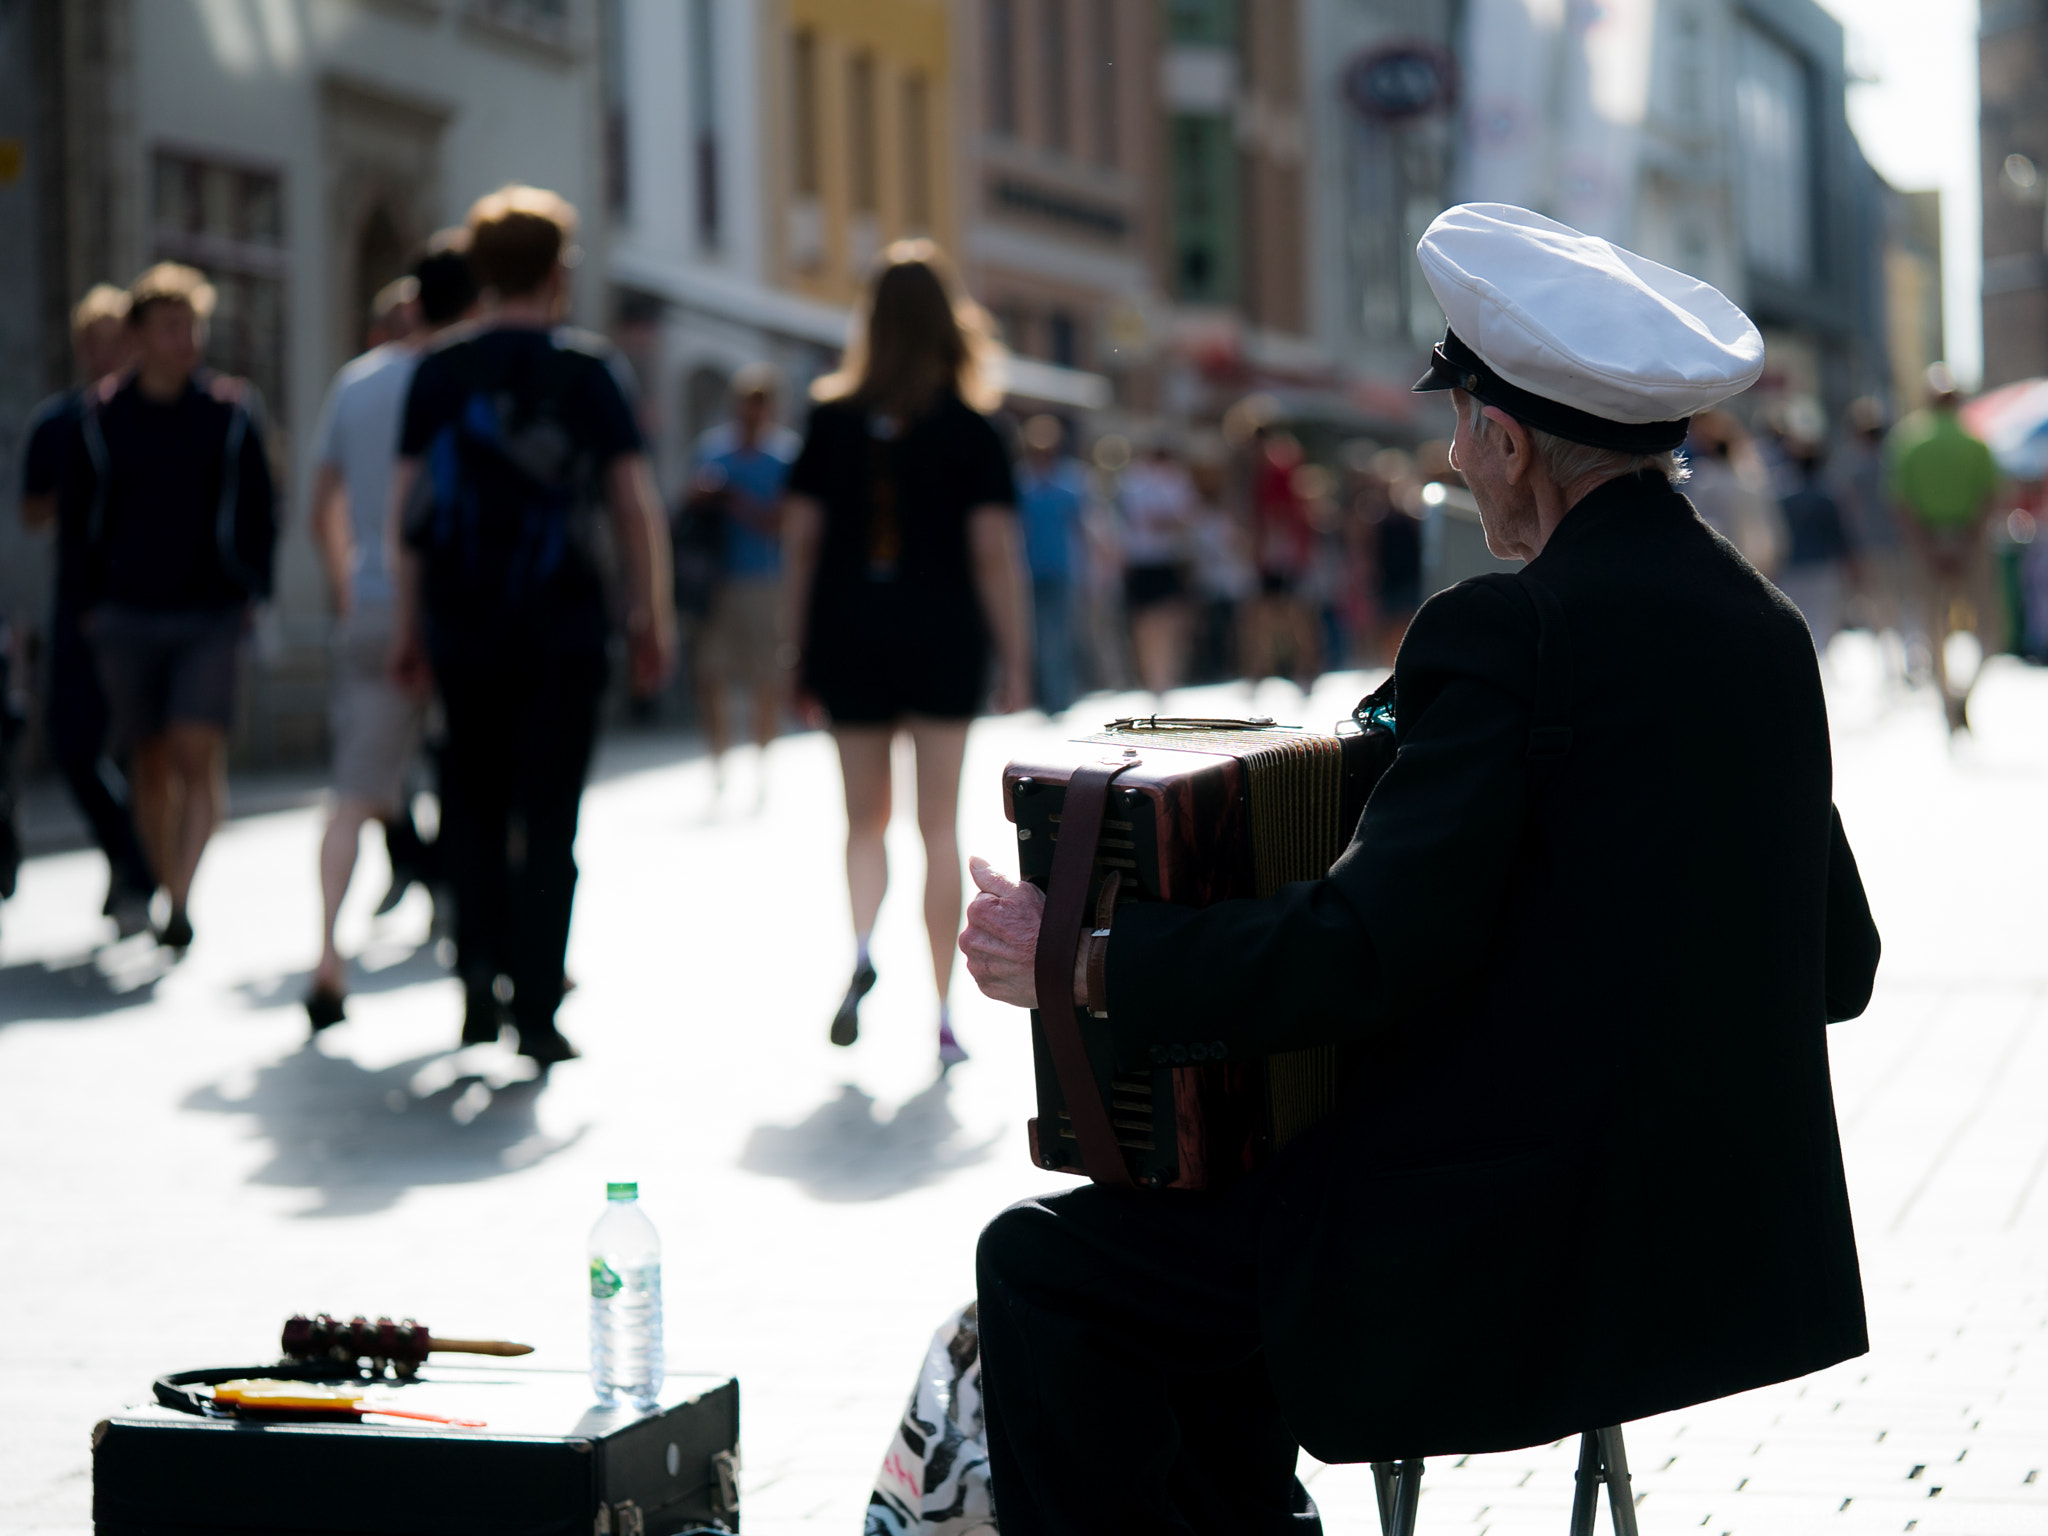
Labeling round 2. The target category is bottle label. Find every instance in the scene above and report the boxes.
[589,1258,624,1299]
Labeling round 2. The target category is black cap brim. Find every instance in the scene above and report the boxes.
[1411,330,1691,454]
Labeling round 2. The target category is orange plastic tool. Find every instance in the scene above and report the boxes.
[210,1379,485,1428]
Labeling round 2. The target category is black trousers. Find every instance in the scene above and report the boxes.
[976,1178,1321,1536]
[433,648,604,1036]
[48,600,152,893]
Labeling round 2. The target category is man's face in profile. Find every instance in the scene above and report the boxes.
[1449,390,1540,561]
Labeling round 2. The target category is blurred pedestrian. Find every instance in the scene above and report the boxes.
[1774,437,1854,653]
[1683,410,1785,574]
[364,275,419,350]
[680,364,800,802]
[779,240,1029,1068]
[391,185,675,1063]
[303,237,478,1032]
[1831,397,1912,676]
[1186,445,1252,683]
[1241,427,1321,689]
[1015,414,1088,714]
[16,284,156,935]
[1886,363,2001,733]
[1364,448,1424,665]
[1115,443,1195,696]
[80,263,277,951]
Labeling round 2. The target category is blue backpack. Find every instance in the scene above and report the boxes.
[403,334,602,639]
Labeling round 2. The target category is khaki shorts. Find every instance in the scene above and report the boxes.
[693,577,781,692]
[330,610,423,809]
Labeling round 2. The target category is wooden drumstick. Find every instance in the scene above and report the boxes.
[422,1336,533,1358]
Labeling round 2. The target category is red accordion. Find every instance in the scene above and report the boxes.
[1004,708,1393,1191]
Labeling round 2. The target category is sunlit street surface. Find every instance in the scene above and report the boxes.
[3,648,2047,1535]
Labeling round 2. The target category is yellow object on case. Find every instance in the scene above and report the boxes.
[212,1379,365,1410]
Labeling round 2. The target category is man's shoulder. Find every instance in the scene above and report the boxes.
[338,342,418,388]
[1395,575,1538,695]
[27,387,83,436]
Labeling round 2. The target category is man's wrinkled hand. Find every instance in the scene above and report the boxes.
[959,856,1045,1008]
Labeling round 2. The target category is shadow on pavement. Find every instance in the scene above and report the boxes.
[739,1076,1002,1201]
[234,939,450,1012]
[0,946,168,1026]
[183,1042,586,1217]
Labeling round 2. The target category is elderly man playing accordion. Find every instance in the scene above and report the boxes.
[959,204,1881,1535]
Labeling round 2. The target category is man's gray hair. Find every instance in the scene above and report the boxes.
[1474,411,1688,486]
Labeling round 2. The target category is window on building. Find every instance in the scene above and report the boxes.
[1091,0,1118,167]
[1048,309,1079,368]
[850,51,879,214]
[690,0,720,247]
[1044,0,1070,154]
[904,72,934,231]
[989,0,1017,136]
[151,148,289,422]
[601,0,630,213]
[792,29,821,197]
[1166,0,1234,47]
[1170,115,1237,303]
[1735,21,1815,286]
[1671,8,1705,126]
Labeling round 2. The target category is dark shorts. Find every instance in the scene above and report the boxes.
[1258,571,1296,599]
[805,588,990,726]
[1124,564,1186,612]
[89,605,244,754]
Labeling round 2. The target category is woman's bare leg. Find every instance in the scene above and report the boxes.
[833,726,894,947]
[907,717,970,1003]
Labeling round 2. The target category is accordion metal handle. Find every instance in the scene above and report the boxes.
[1034,760,1136,1189]
[1104,715,1281,731]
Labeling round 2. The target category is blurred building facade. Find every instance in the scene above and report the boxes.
[1981,0,2048,390]
[2,0,609,763]
[1884,186,1945,409]
[1305,0,1891,432]
[954,0,1158,418]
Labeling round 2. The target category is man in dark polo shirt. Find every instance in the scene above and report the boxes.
[960,204,1881,1533]
[82,263,276,951]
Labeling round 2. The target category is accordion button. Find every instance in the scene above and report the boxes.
[1211,1041,1228,1061]
[1148,1045,1167,1065]
[1189,1042,1208,1062]
[1169,1044,1187,1064]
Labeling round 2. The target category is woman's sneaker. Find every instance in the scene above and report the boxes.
[830,963,877,1047]
[938,1021,969,1069]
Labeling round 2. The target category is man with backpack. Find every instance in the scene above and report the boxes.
[18,284,156,936]
[77,263,277,951]
[390,185,674,1064]
[302,237,478,1032]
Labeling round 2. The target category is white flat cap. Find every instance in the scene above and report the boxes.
[1413,203,1765,452]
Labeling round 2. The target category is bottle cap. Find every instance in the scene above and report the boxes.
[607,1181,638,1200]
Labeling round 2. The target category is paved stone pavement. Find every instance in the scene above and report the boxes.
[2,640,2046,1535]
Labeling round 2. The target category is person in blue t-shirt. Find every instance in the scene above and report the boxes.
[684,364,800,796]
[1014,414,1089,714]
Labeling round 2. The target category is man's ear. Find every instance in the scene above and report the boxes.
[1481,406,1532,485]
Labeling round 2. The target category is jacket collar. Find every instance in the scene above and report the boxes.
[1527,469,1687,570]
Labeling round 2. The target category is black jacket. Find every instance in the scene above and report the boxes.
[1105,469,1881,1462]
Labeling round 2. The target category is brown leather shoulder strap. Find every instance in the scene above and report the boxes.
[1035,761,1135,1188]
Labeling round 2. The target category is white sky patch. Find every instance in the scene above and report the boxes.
[1821,0,1983,387]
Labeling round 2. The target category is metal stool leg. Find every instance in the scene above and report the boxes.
[1597,1426,1638,1536]
[1371,1458,1423,1536]
[1568,1426,1638,1536]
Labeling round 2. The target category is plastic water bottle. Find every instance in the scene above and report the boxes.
[588,1181,664,1408]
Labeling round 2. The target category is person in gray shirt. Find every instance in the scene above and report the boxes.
[304,238,476,1031]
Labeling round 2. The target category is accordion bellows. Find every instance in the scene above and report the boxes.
[1004,716,1388,1190]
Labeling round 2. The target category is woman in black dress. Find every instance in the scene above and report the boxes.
[779,242,1030,1068]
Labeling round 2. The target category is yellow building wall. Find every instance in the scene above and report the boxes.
[773,0,954,307]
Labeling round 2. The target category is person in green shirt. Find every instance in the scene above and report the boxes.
[1885,363,2001,733]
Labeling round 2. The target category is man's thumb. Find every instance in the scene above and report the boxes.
[968,855,1019,898]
